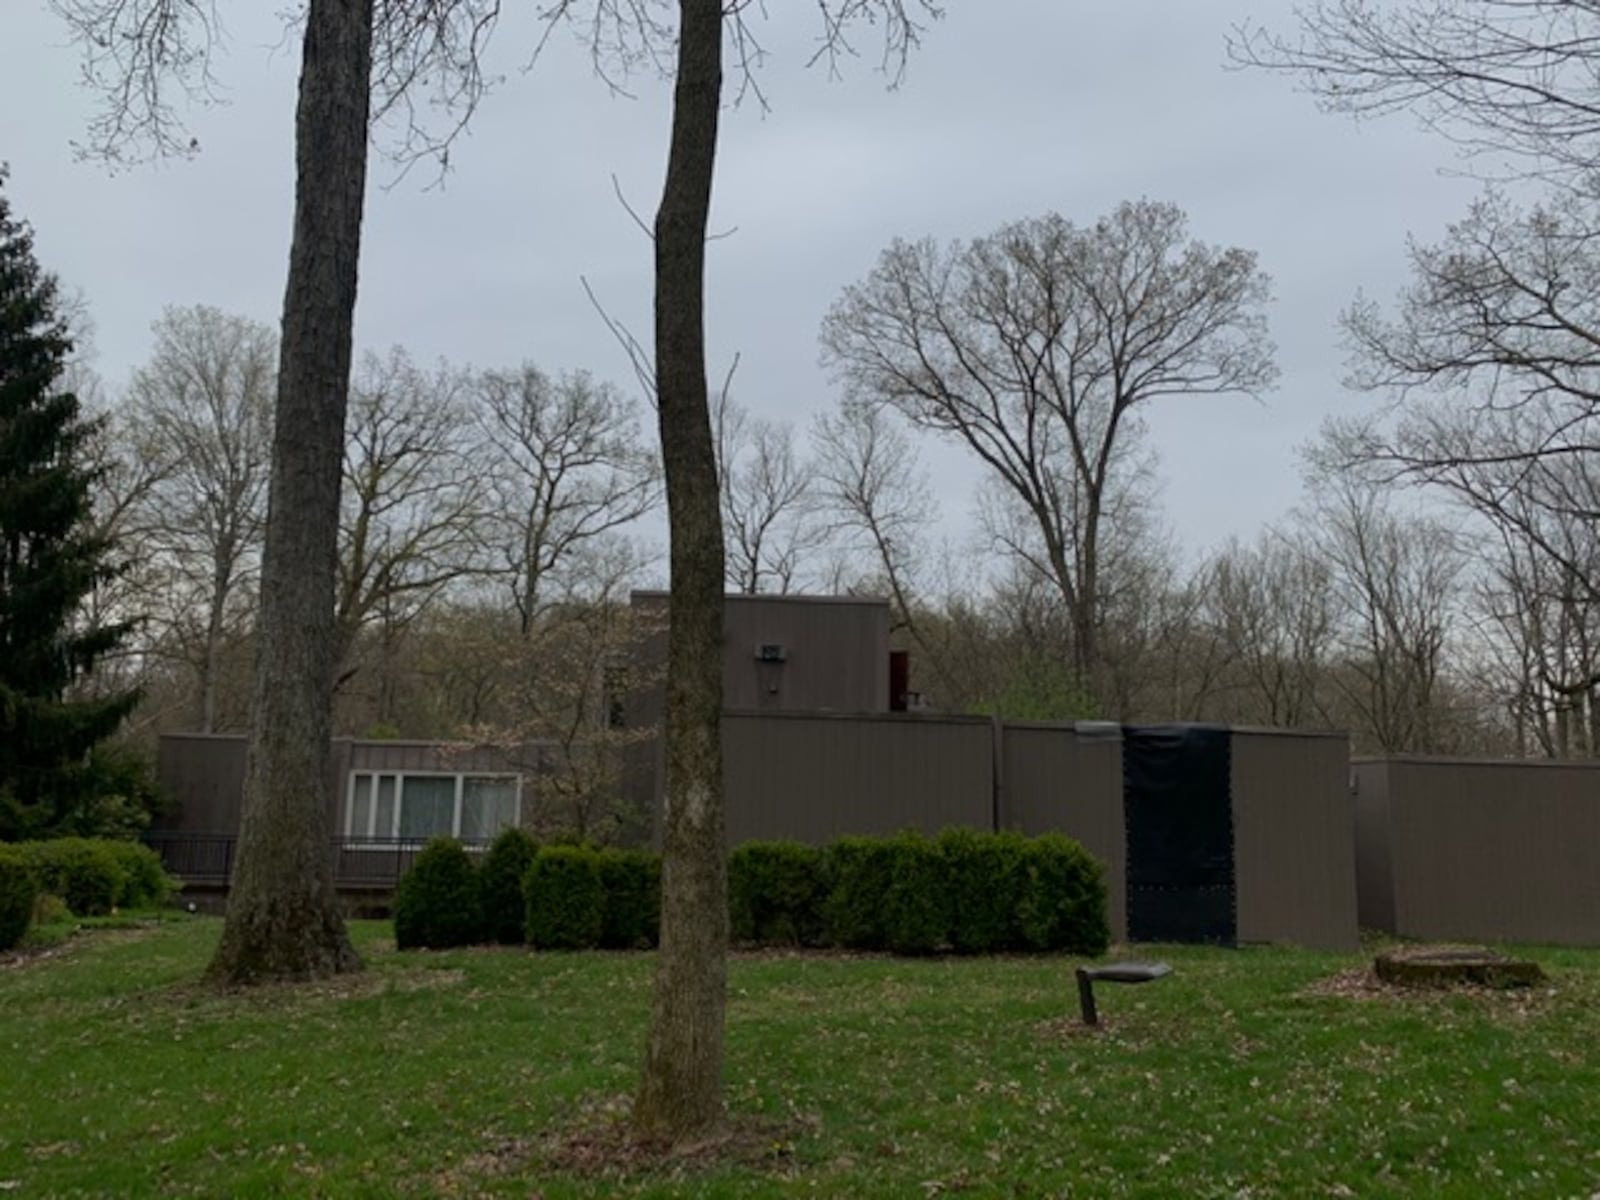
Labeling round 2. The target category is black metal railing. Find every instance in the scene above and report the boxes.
[143,832,494,890]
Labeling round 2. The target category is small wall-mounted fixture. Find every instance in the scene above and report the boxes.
[755,643,788,663]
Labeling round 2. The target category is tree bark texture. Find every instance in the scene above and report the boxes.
[634,0,728,1142]
[207,0,372,984]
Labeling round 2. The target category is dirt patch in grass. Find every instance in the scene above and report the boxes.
[1032,1013,1121,1039]
[1302,964,1559,1016]
[430,1095,809,1194]
[2,925,153,971]
[167,961,468,1013]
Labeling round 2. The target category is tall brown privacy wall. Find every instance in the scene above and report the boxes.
[1000,721,1126,943]
[712,716,1356,950]
[1353,757,1600,946]
[1233,730,1358,951]
[158,720,1360,951]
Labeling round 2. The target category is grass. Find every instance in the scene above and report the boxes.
[4,919,1600,1197]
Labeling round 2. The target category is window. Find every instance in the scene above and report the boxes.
[344,771,522,843]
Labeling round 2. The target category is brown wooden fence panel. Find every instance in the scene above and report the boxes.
[1231,730,1358,951]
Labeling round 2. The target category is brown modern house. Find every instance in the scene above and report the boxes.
[148,590,1385,951]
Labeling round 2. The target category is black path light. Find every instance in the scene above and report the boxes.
[1075,961,1173,1026]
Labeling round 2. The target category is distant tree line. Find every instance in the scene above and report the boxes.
[74,192,1600,763]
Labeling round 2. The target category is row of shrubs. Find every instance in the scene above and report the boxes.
[0,838,176,950]
[395,830,661,952]
[395,827,1108,957]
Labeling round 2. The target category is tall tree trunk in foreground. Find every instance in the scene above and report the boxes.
[207,0,373,984]
[634,0,727,1141]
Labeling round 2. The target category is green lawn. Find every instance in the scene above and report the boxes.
[4,918,1600,1198]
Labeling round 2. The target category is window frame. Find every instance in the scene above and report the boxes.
[344,769,523,845]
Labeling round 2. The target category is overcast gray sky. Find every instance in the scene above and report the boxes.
[2,2,1480,564]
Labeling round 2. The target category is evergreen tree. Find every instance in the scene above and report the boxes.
[0,168,138,841]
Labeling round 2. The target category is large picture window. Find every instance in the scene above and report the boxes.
[346,771,522,842]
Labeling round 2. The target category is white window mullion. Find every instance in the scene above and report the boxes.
[452,775,465,839]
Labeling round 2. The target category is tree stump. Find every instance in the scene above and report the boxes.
[1373,946,1545,990]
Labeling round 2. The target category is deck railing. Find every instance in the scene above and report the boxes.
[142,832,494,890]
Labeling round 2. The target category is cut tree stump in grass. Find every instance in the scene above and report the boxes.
[1374,946,1546,990]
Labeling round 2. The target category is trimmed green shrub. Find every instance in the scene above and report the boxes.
[479,828,539,945]
[597,848,661,949]
[0,846,36,950]
[22,838,128,916]
[32,892,69,926]
[882,831,950,956]
[525,846,605,950]
[393,838,484,950]
[821,836,897,950]
[940,828,1029,954]
[729,841,827,946]
[1015,833,1110,955]
[102,840,175,909]
[736,830,1107,958]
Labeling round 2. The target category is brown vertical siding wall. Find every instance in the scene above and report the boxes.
[1362,757,1600,946]
[155,734,250,834]
[721,712,993,844]
[158,735,542,836]
[720,596,890,712]
[998,723,1126,942]
[1231,730,1359,951]
[631,592,892,716]
[161,721,1363,951]
[623,593,894,826]
[1350,760,1396,932]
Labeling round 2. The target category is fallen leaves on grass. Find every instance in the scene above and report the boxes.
[1302,964,1558,1017]
[2,926,153,970]
[429,1093,811,1194]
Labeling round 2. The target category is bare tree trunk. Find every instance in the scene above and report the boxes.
[199,549,232,733]
[634,0,727,1143]
[207,0,371,985]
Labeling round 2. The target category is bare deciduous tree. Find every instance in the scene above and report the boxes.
[811,400,935,635]
[1332,192,1600,549]
[210,0,375,982]
[1199,533,1333,730]
[1230,1,1600,190]
[715,394,819,594]
[475,364,659,635]
[821,200,1276,701]
[124,306,275,732]
[531,0,943,1147]
[1307,466,1467,754]
[460,570,662,843]
[53,0,508,984]
[337,347,486,715]
[78,390,177,713]
[627,0,729,1142]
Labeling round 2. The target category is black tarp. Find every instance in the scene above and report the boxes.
[1123,724,1236,944]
